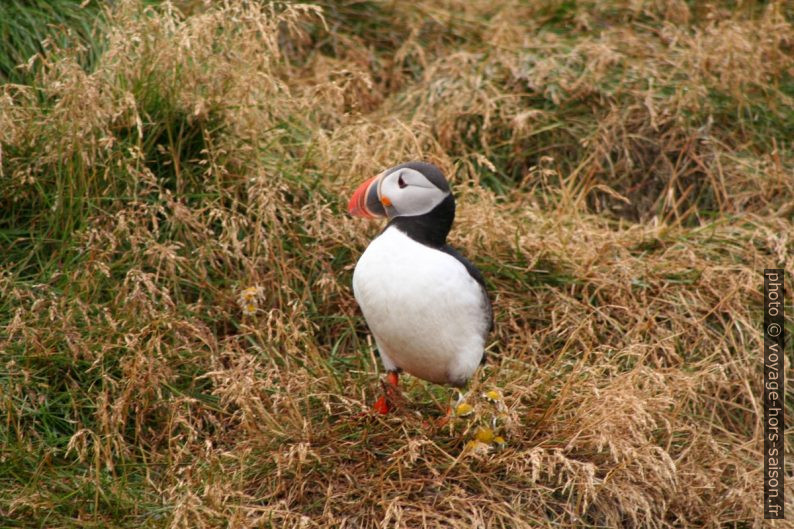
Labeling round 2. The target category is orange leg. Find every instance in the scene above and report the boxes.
[373,396,389,414]
[373,371,400,414]
[386,371,399,387]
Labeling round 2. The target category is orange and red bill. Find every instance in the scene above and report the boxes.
[348,173,387,218]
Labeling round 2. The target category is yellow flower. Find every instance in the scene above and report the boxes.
[464,440,491,454]
[474,427,495,444]
[493,436,507,448]
[454,402,474,417]
[483,389,503,403]
[242,303,257,316]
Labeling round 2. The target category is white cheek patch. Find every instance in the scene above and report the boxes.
[380,169,449,217]
[393,186,448,216]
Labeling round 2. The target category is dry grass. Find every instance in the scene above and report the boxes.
[1,1,792,527]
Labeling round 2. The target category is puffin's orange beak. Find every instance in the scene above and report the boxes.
[348,175,377,218]
[348,174,386,218]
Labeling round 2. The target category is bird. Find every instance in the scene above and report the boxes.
[348,161,492,415]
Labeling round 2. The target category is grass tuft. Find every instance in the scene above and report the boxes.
[1,1,792,527]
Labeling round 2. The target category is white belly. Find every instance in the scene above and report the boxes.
[352,226,488,386]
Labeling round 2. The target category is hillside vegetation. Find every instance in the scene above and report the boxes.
[1,1,792,527]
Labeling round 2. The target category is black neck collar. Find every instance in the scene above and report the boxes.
[386,194,455,248]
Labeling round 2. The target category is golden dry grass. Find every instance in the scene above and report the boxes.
[1,1,792,527]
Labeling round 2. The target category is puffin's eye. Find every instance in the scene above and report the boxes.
[397,174,407,189]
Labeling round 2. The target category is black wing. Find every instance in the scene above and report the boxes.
[439,245,493,364]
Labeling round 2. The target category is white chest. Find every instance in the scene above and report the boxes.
[352,227,487,386]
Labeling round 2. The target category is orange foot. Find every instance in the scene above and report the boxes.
[373,395,389,414]
[372,371,400,414]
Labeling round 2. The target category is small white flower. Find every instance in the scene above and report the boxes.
[483,389,503,403]
[454,402,474,417]
[464,440,491,455]
[238,286,264,316]
[239,286,263,303]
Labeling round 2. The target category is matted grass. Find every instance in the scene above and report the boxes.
[1,1,792,527]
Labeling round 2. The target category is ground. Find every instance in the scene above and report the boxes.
[0,1,792,527]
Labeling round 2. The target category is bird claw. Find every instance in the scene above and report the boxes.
[373,395,389,414]
[371,371,403,415]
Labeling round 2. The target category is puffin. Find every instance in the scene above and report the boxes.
[348,161,492,414]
